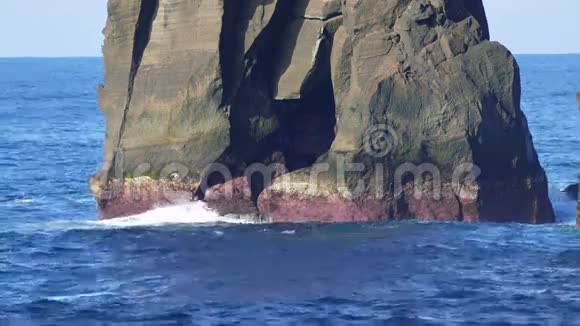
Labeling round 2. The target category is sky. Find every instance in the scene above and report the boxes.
[0,0,579,57]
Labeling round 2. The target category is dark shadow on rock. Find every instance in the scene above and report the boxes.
[112,0,159,177]
[209,0,337,205]
[219,0,275,105]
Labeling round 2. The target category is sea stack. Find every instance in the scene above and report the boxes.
[577,179,580,227]
[577,92,580,226]
[91,0,555,224]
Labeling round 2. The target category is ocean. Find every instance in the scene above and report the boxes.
[0,56,578,325]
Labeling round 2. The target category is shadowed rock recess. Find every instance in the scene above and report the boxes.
[91,0,555,224]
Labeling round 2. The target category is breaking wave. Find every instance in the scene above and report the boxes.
[97,202,260,228]
[2,202,260,235]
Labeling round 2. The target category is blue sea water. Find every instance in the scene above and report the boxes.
[0,56,579,325]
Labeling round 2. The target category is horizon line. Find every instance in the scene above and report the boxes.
[1,53,580,59]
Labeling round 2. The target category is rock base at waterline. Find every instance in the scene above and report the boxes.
[204,177,258,216]
[90,177,196,220]
[258,178,554,224]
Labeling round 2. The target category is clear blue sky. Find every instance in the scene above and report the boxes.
[0,0,578,57]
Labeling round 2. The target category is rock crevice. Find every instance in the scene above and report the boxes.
[115,0,160,163]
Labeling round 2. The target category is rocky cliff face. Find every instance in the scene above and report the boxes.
[577,181,580,227]
[91,0,555,224]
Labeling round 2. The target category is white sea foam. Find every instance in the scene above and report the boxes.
[14,198,35,203]
[97,202,259,228]
[47,291,115,302]
[6,202,260,234]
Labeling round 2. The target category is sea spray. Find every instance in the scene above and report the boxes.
[97,202,260,228]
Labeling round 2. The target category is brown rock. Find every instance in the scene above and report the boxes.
[93,0,555,224]
[204,177,258,215]
[273,18,327,100]
[302,0,342,20]
[90,177,195,219]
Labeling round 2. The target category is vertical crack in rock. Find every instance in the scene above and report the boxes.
[218,0,242,106]
[113,0,159,170]
[220,0,337,203]
[202,0,289,202]
[455,194,464,222]
[218,0,278,107]
[226,0,297,163]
